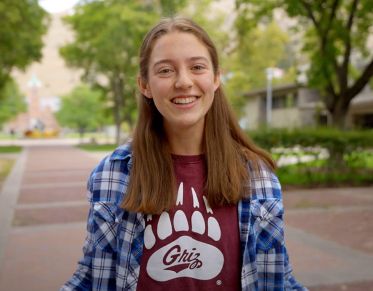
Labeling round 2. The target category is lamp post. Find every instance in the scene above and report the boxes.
[265,67,283,127]
[266,68,274,127]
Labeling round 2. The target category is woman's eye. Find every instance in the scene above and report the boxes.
[158,68,173,74]
[192,64,206,71]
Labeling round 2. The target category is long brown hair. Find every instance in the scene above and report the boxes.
[122,17,275,214]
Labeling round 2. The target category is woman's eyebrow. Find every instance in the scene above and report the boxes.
[153,59,173,67]
[189,56,209,62]
[152,56,209,68]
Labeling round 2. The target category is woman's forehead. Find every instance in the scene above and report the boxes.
[149,32,211,64]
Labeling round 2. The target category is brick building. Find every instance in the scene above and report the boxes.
[4,12,81,136]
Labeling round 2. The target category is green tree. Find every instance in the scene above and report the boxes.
[160,0,188,16]
[236,0,373,128]
[60,0,158,144]
[182,0,230,54]
[56,85,105,138]
[0,79,26,127]
[0,0,48,93]
[225,21,296,111]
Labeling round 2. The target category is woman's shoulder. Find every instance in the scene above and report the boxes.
[87,141,133,204]
[107,141,133,163]
[92,141,133,177]
[247,159,282,201]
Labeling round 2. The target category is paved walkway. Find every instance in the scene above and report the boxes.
[0,145,372,290]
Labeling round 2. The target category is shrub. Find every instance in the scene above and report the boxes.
[248,128,373,187]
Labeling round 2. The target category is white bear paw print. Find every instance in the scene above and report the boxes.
[143,182,223,282]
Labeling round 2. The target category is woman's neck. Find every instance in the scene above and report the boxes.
[164,124,204,155]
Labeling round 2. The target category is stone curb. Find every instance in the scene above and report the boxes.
[0,148,27,266]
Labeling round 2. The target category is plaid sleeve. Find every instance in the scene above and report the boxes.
[61,169,119,291]
[60,206,94,291]
[251,169,308,290]
[284,247,308,291]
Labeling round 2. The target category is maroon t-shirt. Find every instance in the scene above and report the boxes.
[137,155,241,290]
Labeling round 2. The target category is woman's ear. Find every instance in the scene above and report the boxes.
[137,75,152,98]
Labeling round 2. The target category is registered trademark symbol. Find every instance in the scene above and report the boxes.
[216,279,222,286]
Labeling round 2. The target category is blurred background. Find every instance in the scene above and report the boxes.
[0,0,372,290]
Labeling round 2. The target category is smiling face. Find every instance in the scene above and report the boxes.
[139,32,220,137]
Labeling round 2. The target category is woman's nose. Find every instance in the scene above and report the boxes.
[175,70,193,89]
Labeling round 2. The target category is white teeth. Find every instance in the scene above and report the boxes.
[172,96,197,104]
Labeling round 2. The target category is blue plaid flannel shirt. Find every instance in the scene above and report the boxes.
[61,142,307,291]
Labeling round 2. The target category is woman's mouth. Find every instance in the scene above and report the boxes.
[171,96,198,104]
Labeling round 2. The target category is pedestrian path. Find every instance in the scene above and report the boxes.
[0,145,372,290]
[0,145,105,291]
[284,188,373,290]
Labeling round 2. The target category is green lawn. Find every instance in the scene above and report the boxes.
[0,146,22,153]
[0,158,14,186]
[0,133,16,140]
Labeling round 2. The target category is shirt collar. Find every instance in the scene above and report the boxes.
[109,141,132,162]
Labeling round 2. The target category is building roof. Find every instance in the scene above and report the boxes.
[350,87,373,113]
[243,83,302,98]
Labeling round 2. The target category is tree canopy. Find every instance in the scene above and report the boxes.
[236,0,373,128]
[225,21,297,111]
[56,85,106,137]
[0,0,48,93]
[60,0,158,143]
[0,79,26,127]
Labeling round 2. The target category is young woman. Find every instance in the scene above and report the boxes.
[61,17,307,291]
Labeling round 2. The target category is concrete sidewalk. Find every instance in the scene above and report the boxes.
[283,188,373,290]
[0,145,106,291]
[0,145,372,290]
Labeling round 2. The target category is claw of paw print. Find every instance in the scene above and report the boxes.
[144,182,224,281]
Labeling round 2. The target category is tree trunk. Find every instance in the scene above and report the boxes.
[327,98,350,169]
[327,92,350,129]
[330,109,347,129]
[112,96,121,145]
[79,127,86,144]
[111,74,125,145]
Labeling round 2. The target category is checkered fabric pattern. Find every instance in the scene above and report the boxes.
[61,142,307,291]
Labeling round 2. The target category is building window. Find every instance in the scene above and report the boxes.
[272,92,298,109]
[317,113,329,126]
[354,114,373,129]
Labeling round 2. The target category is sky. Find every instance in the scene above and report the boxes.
[38,0,80,13]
